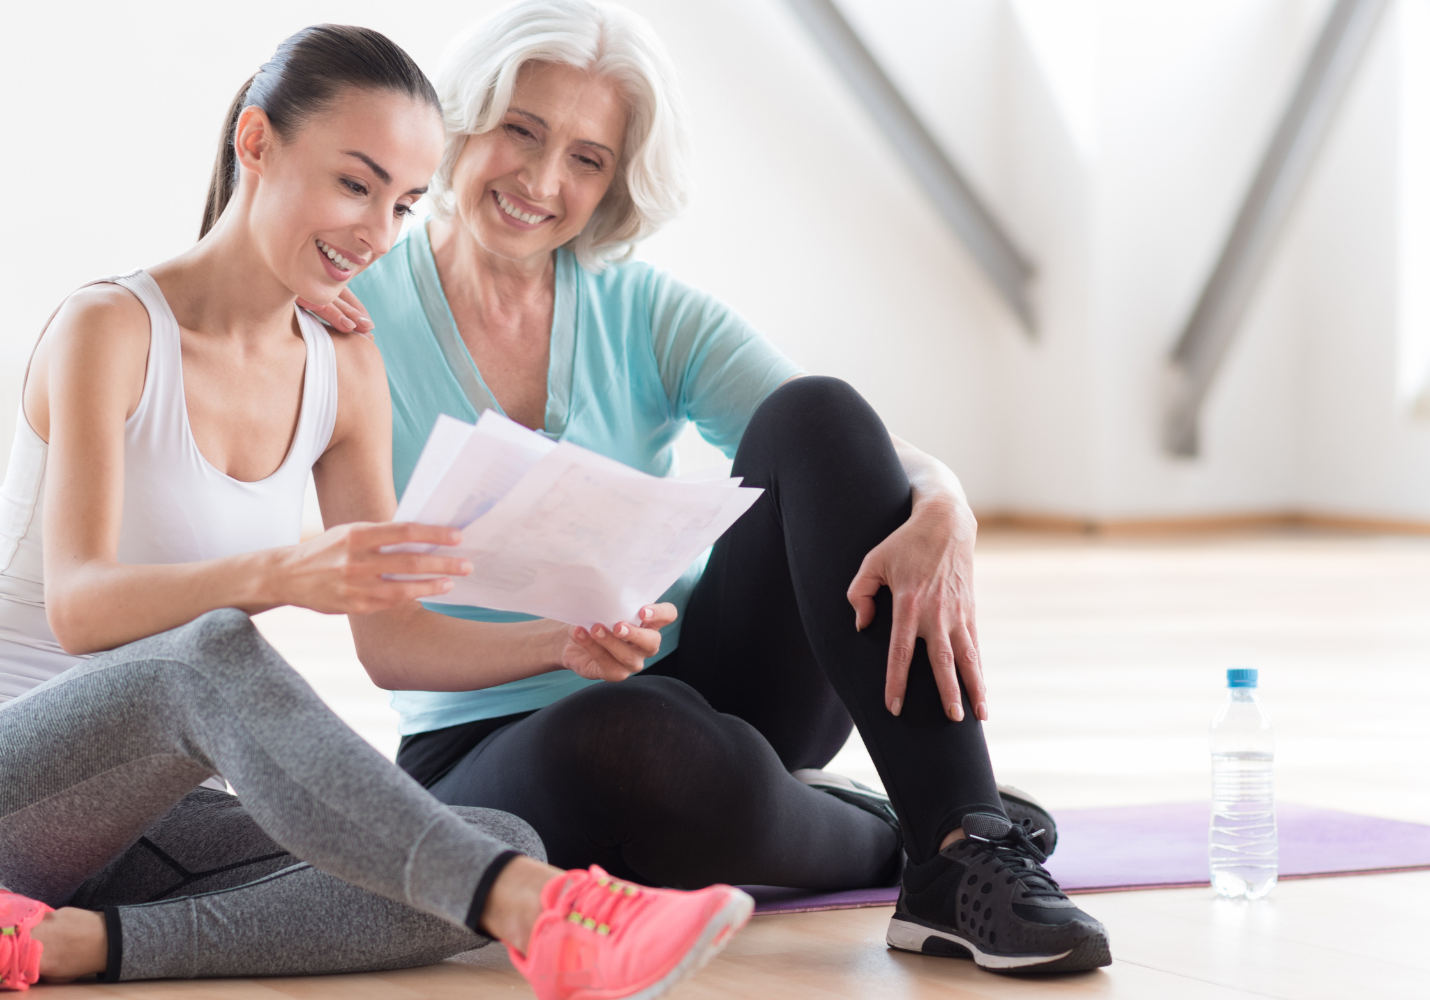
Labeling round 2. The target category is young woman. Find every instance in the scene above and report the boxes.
[0,25,750,995]
[345,0,1111,976]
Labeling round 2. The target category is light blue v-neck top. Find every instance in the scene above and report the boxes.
[350,224,802,734]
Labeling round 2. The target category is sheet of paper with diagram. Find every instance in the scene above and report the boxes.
[390,411,762,628]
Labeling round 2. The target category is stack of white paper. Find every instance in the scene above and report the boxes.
[390,411,763,628]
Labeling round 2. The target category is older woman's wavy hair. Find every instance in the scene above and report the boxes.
[430,0,692,271]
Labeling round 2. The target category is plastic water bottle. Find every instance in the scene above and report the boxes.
[1209,668,1277,898]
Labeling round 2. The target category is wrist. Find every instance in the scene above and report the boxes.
[535,620,570,672]
[904,458,965,507]
[909,490,976,544]
[236,548,285,611]
[911,489,962,518]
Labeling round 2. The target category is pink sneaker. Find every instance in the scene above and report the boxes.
[509,866,753,1000]
[0,890,52,992]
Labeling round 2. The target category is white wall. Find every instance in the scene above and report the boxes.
[4,0,1429,521]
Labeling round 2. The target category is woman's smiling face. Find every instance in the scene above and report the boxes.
[448,61,628,264]
[239,87,444,304]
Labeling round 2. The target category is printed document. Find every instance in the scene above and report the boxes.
[391,411,762,627]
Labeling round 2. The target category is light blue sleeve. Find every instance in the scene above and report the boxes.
[646,269,804,458]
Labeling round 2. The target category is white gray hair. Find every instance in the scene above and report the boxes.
[429,0,692,270]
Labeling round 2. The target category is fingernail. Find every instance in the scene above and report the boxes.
[441,579,454,591]
[615,624,629,637]
[889,697,902,716]
[641,607,652,619]
[575,628,588,641]
[950,705,964,722]
[460,562,473,574]
[593,625,605,638]
[977,703,988,722]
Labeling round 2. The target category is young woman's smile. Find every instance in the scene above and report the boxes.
[315,237,366,278]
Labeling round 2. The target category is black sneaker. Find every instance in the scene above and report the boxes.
[998,783,1058,857]
[794,769,904,884]
[886,812,1110,974]
[792,768,898,828]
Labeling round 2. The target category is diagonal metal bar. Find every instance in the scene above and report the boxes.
[784,0,1037,334]
[1164,0,1389,457]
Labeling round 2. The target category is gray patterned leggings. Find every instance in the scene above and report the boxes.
[0,609,544,981]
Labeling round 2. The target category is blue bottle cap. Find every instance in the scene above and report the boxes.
[1227,668,1258,688]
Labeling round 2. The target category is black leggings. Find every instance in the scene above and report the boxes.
[404,377,1004,889]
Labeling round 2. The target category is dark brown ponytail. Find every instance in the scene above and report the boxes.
[199,25,439,239]
[201,75,256,240]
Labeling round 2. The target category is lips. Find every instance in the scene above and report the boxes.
[316,238,359,271]
[494,190,552,226]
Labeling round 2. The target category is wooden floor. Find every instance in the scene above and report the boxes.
[41,529,1430,999]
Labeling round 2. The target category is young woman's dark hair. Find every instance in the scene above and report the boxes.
[201,24,440,238]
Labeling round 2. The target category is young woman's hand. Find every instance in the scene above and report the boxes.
[847,492,985,724]
[560,603,677,682]
[296,287,373,335]
[270,522,471,614]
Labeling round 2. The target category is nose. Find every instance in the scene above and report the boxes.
[520,146,563,203]
[354,202,399,259]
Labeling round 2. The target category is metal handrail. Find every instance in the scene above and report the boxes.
[784,0,1038,334]
[1164,0,1389,456]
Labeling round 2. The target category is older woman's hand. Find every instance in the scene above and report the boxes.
[561,603,677,682]
[296,287,374,335]
[846,441,985,724]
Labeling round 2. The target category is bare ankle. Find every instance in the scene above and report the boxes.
[939,827,966,852]
[480,856,564,954]
[32,907,108,982]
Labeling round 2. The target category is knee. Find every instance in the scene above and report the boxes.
[554,676,709,749]
[746,377,884,455]
[167,608,284,667]
[757,376,862,424]
[113,609,294,692]
[550,678,747,803]
[185,608,261,647]
[449,806,547,864]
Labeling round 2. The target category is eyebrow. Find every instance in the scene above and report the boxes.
[343,150,428,196]
[508,108,617,158]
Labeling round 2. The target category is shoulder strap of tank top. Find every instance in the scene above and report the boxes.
[104,271,183,432]
[294,309,339,465]
[19,270,167,427]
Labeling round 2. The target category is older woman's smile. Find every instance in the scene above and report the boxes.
[493,189,552,227]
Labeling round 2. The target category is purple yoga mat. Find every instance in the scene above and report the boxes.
[745,801,1430,914]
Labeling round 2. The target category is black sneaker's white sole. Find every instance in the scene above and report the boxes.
[886,913,1110,974]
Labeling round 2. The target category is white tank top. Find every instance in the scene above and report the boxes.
[0,269,338,700]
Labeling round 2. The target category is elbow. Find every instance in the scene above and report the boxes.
[365,666,403,692]
[352,633,403,691]
[46,599,104,656]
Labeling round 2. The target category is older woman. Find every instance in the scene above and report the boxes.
[348,0,1109,975]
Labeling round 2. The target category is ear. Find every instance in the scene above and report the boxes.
[233,106,276,179]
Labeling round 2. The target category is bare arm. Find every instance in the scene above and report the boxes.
[316,333,672,692]
[760,373,985,721]
[33,287,467,655]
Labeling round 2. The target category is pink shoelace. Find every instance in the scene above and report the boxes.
[0,891,49,992]
[0,924,40,992]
